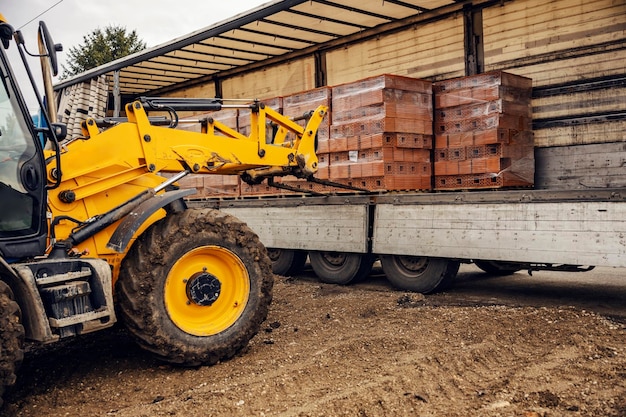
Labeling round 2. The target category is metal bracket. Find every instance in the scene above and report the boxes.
[267,176,370,196]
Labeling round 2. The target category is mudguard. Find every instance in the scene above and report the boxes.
[106,189,194,253]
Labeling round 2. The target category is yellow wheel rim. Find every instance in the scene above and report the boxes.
[164,246,250,336]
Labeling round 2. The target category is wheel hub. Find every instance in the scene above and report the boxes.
[399,256,428,273]
[267,248,280,262]
[323,252,346,266]
[186,271,221,306]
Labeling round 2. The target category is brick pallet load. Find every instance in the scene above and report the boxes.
[274,87,334,195]
[328,74,433,192]
[177,174,241,199]
[433,71,534,190]
[237,97,284,196]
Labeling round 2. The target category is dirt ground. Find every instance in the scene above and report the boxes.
[4,266,626,417]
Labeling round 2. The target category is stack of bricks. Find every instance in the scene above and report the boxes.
[433,70,534,190]
[174,175,240,199]
[237,97,282,139]
[278,87,333,194]
[328,74,434,192]
[238,97,284,196]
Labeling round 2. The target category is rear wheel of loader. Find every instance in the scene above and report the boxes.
[117,208,273,366]
[308,251,373,285]
[267,249,307,276]
[474,260,523,276]
[0,281,24,408]
[380,255,460,293]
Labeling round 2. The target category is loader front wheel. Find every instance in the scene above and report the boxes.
[117,208,273,366]
[0,281,24,408]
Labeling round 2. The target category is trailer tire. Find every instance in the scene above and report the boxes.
[309,251,373,285]
[0,281,24,409]
[474,260,522,276]
[380,256,460,293]
[267,249,307,276]
[117,208,273,366]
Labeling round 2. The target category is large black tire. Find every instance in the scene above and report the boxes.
[474,260,523,276]
[117,208,273,366]
[308,251,373,285]
[380,255,460,294]
[0,281,24,409]
[267,249,307,276]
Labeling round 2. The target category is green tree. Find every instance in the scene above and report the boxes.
[61,25,146,79]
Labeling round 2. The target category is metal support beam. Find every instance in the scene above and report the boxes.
[314,51,327,88]
[113,70,121,117]
[214,77,223,98]
[463,4,484,76]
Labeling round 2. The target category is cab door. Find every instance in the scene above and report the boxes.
[0,51,47,260]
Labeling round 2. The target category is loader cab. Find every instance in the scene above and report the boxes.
[0,18,48,259]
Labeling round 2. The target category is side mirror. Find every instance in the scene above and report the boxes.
[37,21,62,123]
[0,22,12,49]
[38,21,62,76]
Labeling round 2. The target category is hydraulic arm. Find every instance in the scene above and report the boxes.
[45,98,327,282]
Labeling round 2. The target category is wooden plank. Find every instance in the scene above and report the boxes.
[372,201,626,267]
[368,26,463,64]
[534,119,626,148]
[485,49,626,87]
[510,49,626,88]
[221,57,316,99]
[485,15,624,55]
[166,83,217,100]
[535,142,626,189]
[533,86,626,119]
[221,205,369,253]
[326,14,464,85]
[482,0,626,71]
[483,0,624,43]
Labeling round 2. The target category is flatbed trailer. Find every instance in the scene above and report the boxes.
[187,187,626,292]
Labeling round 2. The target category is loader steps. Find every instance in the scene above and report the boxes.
[35,267,92,285]
[39,280,112,337]
[37,265,115,338]
[12,258,117,341]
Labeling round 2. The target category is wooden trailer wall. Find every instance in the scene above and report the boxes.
[483,0,626,188]
[483,4,625,133]
[222,57,317,99]
[164,0,625,190]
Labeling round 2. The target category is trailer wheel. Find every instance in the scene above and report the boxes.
[267,249,307,276]
[309,251,373,285]
[117,208,273,366]
[380,255,460,293]
[0,281,24,408]
[474,260,522,276]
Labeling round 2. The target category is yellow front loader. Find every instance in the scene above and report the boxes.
[0,15,326,405]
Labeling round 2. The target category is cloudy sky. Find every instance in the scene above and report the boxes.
[4,0,270,109]
[5,0,270,60]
